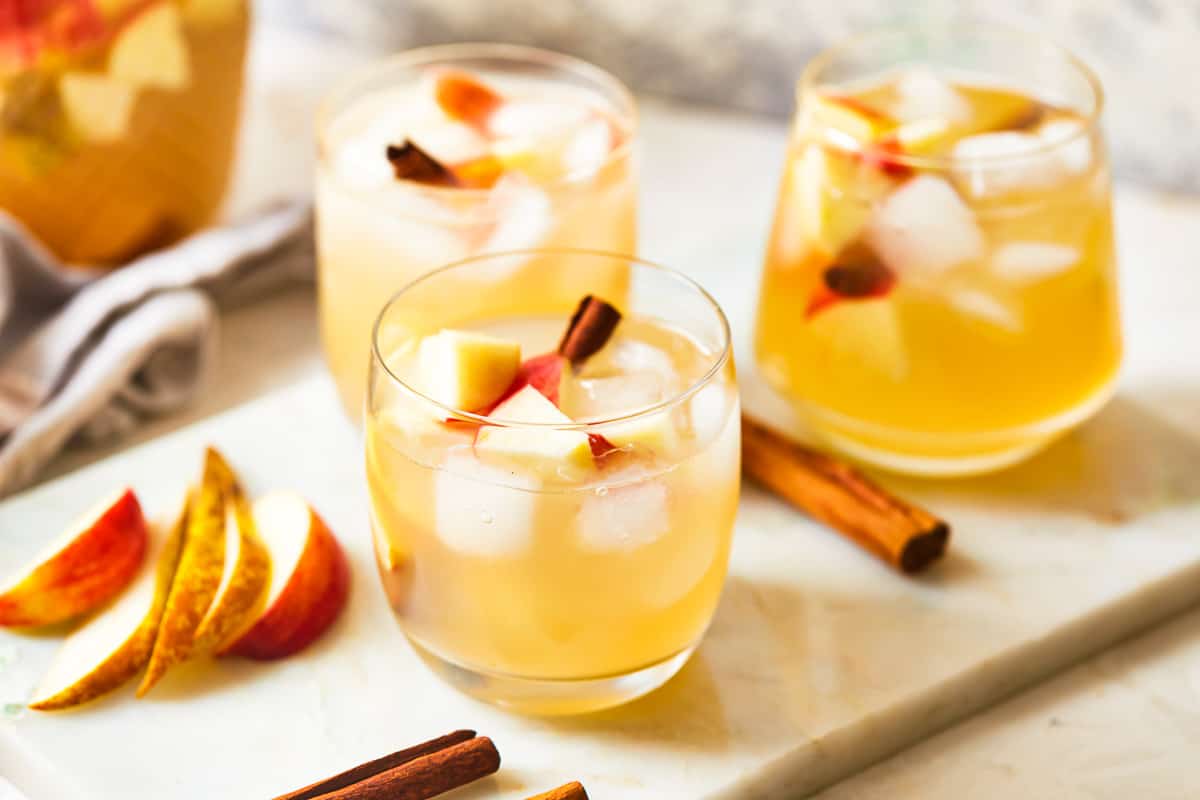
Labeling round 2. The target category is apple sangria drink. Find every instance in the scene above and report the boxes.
[317,44,638,417]
[366,252,738,714]
[755,26,1121,475]
[0,0,249,264]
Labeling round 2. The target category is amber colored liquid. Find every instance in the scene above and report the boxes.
[0,1,248,265]
[755,77,1122,469]
[366,315,738,683]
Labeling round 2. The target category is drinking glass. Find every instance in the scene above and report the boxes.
[366,250,738,714]
[755,24,1121,475]
[317,44,638,417]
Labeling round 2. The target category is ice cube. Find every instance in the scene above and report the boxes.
[947,288,1023,332]
[560,116,614,176]
[867,175,985,279]
[480,175,553,253]
[992,242,1080,284]
[405,118,490,165]
[489,99,591,140]
[332,134,396,189]
[576,481,670,552]
[59,73,136,142]
[1038,119,1092,173]
[435,452,538,557]
[892,68,971,124]
[568,374,667,420]
[952,132,1066,196]
[685,381,734,447]
[583,339,676,382]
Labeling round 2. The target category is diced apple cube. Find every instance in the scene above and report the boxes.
[576,482,670,552]
[108,3,191,90]
[435,452,537,557]
[868,175,984,279]
[791,144,874,256]
[810,93,895,144]
[59,73,137,142]
[809,297,908,382]
[418,329,521,411]
[992,242,1080,284]
[475,385,594,477]
[892,117,954,155]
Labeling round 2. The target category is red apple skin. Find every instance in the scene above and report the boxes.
[0,489,148,628]
[220,508,350,660]
[484,352,566,412]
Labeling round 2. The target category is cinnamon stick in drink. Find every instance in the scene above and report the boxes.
[741,415,949,573]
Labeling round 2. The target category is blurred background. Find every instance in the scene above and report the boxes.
[264,0,1200,191]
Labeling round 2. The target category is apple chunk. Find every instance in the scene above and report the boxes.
[475,385,594,478]
[220,493,350,660]
[108,3,191,90]
[0,489,147,628]
[418,329,521,411]
[29,500,187,711]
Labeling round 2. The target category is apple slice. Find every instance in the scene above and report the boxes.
[191,453,269,655]
[811,93,896,143]
[59,73,137,142]
[0,489,147,628]
[475,385,594,477]
[418,329,521,411]
[28,499,187,711]
[137,448,228,695]
[108,3,191,91]
[220,493,350,660]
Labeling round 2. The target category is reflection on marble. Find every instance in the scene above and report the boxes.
[263,0,1200,192]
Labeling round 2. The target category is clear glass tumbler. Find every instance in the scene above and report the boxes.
[317,44,638,418]
[755,24,1121,476]
[366,250,739,714]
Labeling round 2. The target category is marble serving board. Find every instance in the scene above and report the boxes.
[2,311,1200,800]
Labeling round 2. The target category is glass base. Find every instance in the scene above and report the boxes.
[407,636,696,716]
[804,378,1119,477]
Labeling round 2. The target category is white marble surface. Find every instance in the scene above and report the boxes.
[3,24,1200,800]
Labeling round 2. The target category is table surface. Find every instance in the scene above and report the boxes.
[17,25,1200,800]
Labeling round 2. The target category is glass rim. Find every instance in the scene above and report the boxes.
[316,42,638,202]
[370,248,733,430]
[797,22,1105,170]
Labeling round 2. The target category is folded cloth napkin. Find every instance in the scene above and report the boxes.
[0,202,313,498]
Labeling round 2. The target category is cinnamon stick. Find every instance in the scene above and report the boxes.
[525,782,589,800]
[386,140,461,187]
[741,415,949,573]
[558,295,622,368]
[273,733,499,800]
